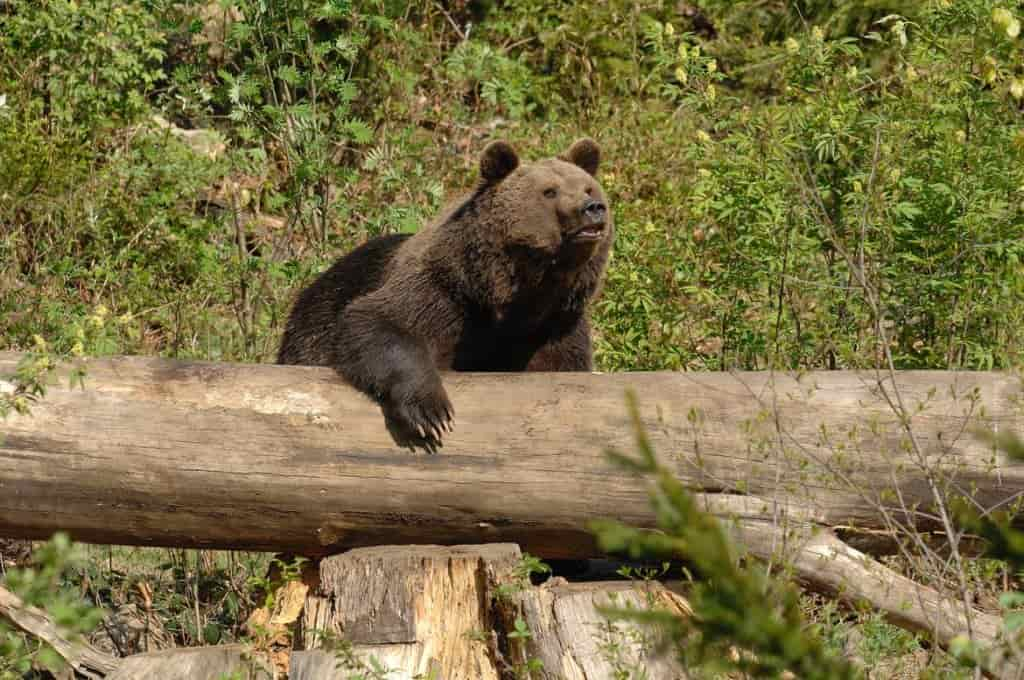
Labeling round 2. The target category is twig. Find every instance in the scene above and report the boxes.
[434,1,466,41]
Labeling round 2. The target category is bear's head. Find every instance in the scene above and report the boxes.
[477,138,613,276]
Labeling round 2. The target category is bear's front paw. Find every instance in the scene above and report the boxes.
[382,377,454,451]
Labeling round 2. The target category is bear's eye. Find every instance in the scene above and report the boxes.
[543,188,558,199]
[585,186,594,196]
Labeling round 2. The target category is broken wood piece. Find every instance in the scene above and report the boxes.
[0,584,119,678]
[732,519,1021,678]
[515,579,692,679]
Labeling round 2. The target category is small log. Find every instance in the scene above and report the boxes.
[732,519,1010,652]
[106,645,273,680]
[0,585,119,678]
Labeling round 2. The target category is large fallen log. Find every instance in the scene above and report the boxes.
[2,352,1020,556]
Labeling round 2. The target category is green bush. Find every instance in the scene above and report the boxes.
[585,0,1024,372]
[1,0,166,135]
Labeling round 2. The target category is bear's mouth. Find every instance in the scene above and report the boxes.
[569,224,605,242]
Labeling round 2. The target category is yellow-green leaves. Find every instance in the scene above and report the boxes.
[982,56,999,84]
[993,7,1021,39]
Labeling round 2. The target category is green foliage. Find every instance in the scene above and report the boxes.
[856,611,920,666]
[484,0,683,101]
[0,315,113,420]
[491,552,550,606]
[1,0,167,134]
[590,392,859,679]
[1,534,105,679]
[589,0,1024,372]
[246,554,308,613]
[191,0,380,245]
[701,0,925,44]
[444,39,544,119]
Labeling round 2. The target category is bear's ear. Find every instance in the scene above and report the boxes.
[561,137,601,177]
[480,140,520,184]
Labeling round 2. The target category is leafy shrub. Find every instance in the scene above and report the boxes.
[588,0,1024,371]
[1,0,166,135]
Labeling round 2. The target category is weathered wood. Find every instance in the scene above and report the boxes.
[0,584,120,678]
[299,544,688,680]
[515,579,691,679]
[106,645,273,680]
[733,521,1010,655]
[286,650,349,679]
[300,543,521,679]
[0,352,1022,558]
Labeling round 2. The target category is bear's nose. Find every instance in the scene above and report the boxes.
[581,198,607,225]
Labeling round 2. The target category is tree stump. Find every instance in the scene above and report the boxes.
[296,544,689,679]
[514,580,691,679]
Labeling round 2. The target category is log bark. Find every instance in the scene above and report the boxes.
[1,352,1020,558]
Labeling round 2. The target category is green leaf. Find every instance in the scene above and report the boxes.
[343,119,374,145]
[276,65,301,86]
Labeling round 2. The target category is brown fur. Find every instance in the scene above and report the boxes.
[277,138,613,450]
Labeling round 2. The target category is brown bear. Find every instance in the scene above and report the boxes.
[277,138,613,449]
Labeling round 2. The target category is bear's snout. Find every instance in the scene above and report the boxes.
[580,198,607,226]
[566,197,608,244]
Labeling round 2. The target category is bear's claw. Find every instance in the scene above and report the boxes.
[382,380,454,452]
